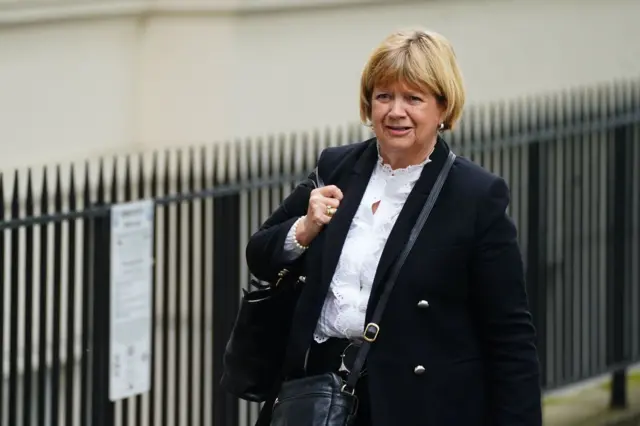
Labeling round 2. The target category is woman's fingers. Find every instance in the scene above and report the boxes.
[318,185,344,201]
[311,200,334,225]
[323,197,340,208]
[308,185,342,226]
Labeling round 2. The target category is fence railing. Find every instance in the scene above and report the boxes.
[1,78,639,426]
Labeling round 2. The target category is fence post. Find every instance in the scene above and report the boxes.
[213,193,241,426]
[526,139,547,387]
[90,210,115,426]
[609,126,628,409]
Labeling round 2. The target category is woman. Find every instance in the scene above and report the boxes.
[246,28,542,426]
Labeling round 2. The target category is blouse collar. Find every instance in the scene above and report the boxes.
[375,142,432,177]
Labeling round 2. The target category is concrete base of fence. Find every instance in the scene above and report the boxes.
[544,371,640,426]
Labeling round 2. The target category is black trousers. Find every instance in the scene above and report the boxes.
[305,338,372,426]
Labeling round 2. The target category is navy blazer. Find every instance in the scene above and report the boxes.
[246,137,542,426]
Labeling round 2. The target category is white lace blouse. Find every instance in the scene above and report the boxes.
[283,151,431,342]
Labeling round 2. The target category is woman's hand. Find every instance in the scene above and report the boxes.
[296,185,343,246]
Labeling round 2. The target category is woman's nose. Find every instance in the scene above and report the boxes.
[389,98,407,117]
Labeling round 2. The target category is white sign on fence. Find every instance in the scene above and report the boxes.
[109,200,154,401]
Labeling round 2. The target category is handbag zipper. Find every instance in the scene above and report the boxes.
[272,392,333,408]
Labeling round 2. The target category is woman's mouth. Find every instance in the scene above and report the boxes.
[386,126,412,136]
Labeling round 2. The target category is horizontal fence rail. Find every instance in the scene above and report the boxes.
[0,78,639,426]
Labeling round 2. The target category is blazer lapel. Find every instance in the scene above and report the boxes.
[320,141,378,291]
[365,137,451,320]
[285,141,379,372]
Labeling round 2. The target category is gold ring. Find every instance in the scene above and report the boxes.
[326,206,336,216]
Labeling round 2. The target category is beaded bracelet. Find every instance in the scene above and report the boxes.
[293,216,309,251]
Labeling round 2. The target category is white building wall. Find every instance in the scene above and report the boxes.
[0,0,638,173]
[0,17,140,172]
[225,0,640,139]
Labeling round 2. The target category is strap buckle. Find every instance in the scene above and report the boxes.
[363,323,380,342]
[340,383,355,395]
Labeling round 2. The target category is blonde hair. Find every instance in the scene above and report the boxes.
[359,28,466,131]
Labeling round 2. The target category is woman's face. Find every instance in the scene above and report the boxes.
[371,81,445,166]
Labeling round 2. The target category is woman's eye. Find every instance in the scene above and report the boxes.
[376,93,390,100]
[410,96,423,102]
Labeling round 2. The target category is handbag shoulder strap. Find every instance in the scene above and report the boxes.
[345,150,456,391]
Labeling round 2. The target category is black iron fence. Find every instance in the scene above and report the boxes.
[1,79,639,426]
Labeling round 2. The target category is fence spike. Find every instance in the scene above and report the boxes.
[26,169,34,217]
[235,138,243,183]
[229,138,238,182]
[96,159,105,206]
[522,96,531,134]
[138,153,146,199]
[83,162,91,209]
[509,97,519,136]
[164,150,171,195]
[68,165,76,211]
[488,101,499,148]
[621,79,630,112]
[236,139,247,182]
[200,146,208,191]
[310,128,320,163]
[214,142,224,186]
[188,147,195,192]
[124,155,132,202]
[11,170,19,219]
[151,151,158,198]
[55,165,62,213]
[40,167,49,214]
[247,138,256,182]
[111,157,119,204]
[0,173,4,221]
[177,149,183,193]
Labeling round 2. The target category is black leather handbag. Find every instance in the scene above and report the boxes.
[220,268,305,402]
[269,151,456,426]
[221,165,325,402]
